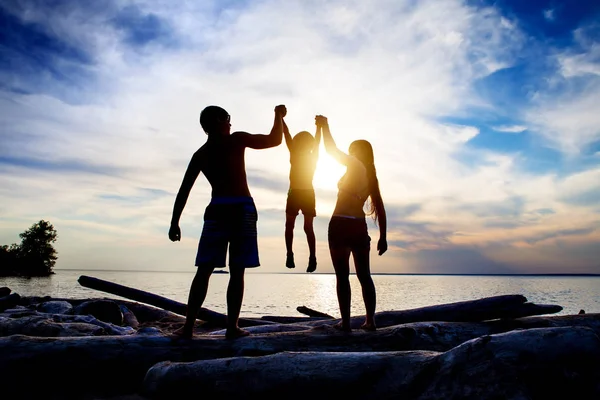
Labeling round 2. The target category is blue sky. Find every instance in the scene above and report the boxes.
[1,0,599,274]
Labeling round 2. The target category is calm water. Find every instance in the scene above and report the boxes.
[1,270,599,318]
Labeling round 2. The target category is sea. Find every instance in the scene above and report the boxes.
[1,270,599,318]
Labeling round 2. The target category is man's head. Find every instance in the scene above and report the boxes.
[199,106,231,136]
[293,131,315,152]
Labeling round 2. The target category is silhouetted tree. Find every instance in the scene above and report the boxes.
[0,244,20,276]
[0,220,58,277]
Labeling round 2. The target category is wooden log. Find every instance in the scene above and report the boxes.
[296,306,334,319]
[77,275,273,328]
[0,287,10,297]
[1,314,598,397]
[302,295,562,329]
[0,293,20,312]
[142,326,600,400]
[260,316,330,324]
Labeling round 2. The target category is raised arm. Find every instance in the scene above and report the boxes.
[318,115,351,166]
[283,119,293,152]
[168,151,203,241]
[312,122,322,157]
[233,105,286,149]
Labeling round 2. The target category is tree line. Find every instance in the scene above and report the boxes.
[0,220,58,277]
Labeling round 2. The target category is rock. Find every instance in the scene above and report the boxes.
[0,287,10,297]
[37,300,73,314]
[0,316,105,337]
[73,299,123,325]
[120,305,140,329]
[136,327,163,336]
[0,293,21,312]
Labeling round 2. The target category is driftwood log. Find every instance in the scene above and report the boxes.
[1,314,598,397]
[77,275,273,328]
[296,306,334,319]
[142,326,600,400]
[302,295,563,329]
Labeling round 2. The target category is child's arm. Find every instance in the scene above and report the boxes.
[312,123,322,157]
[283,119,293,152]
[318,115,351,166]
[234,105,286,149]
[168,151,203,241]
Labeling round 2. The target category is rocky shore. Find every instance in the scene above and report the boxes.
[1,279,599,400]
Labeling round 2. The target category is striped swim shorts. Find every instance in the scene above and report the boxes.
[195,196,260,269]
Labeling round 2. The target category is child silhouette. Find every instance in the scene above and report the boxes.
[283,118,321,273]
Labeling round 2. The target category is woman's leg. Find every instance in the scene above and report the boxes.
[330,246,352,331]
[353,247,376,330]
[285,213,296,268]
[304,215,317,272]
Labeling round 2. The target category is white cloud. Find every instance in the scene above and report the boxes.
[543,9,555,21]
[492,125,527,133]
[526,26,600,155]
[1,0,599,273]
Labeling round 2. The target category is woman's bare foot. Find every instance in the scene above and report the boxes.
[360,321,376,331]
[171,325,193,339]
[225,327,250,340]
[332,321,351,332]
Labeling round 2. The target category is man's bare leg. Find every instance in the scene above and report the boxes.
[173,267,213,338]
[225,267,250,339]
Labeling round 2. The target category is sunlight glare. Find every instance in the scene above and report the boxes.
[313,156,346,190]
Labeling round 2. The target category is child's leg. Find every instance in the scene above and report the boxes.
[174,267,213,338]
[304,215,317,273]
[285,213,297,268]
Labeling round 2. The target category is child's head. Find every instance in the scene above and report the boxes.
[199,106,231,136]
[293,131,315,152]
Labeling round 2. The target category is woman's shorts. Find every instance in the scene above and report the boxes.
[286,189,316,217]
[195,197,260,269]
[328,216,371,250]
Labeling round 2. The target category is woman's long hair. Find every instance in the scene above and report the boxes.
[349,140,384,225]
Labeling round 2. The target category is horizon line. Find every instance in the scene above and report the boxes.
[52,269,600,277]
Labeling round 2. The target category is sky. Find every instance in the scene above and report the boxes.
[0,0,599,274]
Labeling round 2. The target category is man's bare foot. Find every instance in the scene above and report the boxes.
[225,327,250,340]
[360,322,376,331]
[171,325,193,339]
[332,321,351,332]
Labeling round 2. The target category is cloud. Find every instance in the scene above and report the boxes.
[525,25,600,155]
[492,125,527,133]
[1,0,599,274]
[543,9,555,21]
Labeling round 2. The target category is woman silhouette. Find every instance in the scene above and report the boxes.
[317,115,387,331]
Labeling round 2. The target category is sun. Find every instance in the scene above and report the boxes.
[313,156,346,190]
